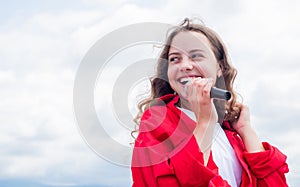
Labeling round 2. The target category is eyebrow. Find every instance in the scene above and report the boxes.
[189,49,205,53]
[168,52,181,56]
[168,49,205,56]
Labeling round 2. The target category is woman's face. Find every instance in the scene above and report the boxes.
[167,31,221,99]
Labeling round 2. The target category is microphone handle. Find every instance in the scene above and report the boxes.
[210,87,231,101]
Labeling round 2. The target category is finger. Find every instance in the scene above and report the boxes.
[203,78,213,98]
[193,78,211,98]
[183,78,196,100]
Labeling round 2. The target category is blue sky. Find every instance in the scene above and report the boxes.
[0,0,300,186]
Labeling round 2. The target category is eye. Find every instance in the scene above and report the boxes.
[168,56,180,63]
[190,53,204,60]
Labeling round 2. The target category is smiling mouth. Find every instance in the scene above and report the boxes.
[178,76,202,85]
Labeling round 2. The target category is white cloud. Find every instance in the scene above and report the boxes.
[81,0,129,7]
[0,71,16,84]
[0,0,299,186]
[0,7,129,186]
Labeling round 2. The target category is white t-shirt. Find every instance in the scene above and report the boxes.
[178,107,242,187]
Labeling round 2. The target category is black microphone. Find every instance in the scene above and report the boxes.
[210,87,231,100]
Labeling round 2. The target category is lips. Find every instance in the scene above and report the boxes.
[178,76,203,85]
[179,77,193,85]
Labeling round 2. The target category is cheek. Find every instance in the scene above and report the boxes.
[210,67,218,77]
[205,63,219,77]
[167,67,177,88]
[167,66,175,81]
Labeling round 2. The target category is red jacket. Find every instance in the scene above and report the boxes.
[131,94,289,187]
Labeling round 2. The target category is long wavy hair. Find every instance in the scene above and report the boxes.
[133,18,241,133]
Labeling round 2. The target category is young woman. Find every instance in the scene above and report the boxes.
[131,18,289,187]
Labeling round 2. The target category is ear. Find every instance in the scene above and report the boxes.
[217,60,224,78]
[217,68,222,78]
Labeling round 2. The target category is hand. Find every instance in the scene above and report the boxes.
[231,103,265,152]
[185,77,218,127]
[231,103,251,134]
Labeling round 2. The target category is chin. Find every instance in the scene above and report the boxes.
[177,92,188,100]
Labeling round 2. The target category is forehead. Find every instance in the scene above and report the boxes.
[169,31,212,53]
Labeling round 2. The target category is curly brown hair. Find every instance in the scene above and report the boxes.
[133,18,241,133]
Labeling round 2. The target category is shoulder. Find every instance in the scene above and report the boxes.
[136,94,181,145]
[139,94,180,131]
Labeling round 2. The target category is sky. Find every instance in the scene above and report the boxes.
[0,0,300,186]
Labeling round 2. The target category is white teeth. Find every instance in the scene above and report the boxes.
[180,77,193,84]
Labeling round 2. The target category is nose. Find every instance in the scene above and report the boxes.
[180,56,194,71]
